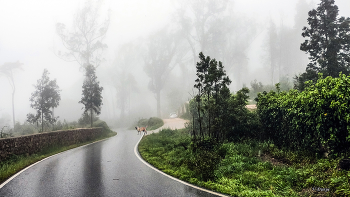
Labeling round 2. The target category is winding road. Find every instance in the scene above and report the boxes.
[0,119,225,197]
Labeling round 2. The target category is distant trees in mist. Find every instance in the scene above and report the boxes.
[143,27,186,117]
[55,0,109,123]
[55,0,110,70]
[107,0,325,119]
[110,43,139,123]
[0,61,23,132]
[51,0,350,124]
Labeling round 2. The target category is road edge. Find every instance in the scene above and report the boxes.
[134,134,229,197]
[0,133,117,189]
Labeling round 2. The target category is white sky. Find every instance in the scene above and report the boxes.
[0,0,349,124]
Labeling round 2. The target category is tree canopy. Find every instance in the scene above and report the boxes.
[296,0,350,89]
[27,69,61,132]
[56,0,110,69]
[79,64,103,127]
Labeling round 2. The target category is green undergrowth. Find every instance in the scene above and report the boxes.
[138,128,350,197]
[0,130,116,184]
[130,117,164,131]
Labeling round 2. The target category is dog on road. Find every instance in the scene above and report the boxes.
[135,126,147,135]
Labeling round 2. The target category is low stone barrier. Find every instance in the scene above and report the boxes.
[0,128,103,162]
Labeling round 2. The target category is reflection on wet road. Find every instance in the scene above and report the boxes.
[0,129,223,197]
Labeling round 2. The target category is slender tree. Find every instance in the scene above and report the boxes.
[193,52,231,142]
[79,65,103,127]
[27,69,61,132]
[0,61,23,131]
[266,20,279,85]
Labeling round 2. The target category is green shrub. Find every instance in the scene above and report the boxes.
[93,120,113,133]
[130,117,164,130]
[186,138,222,181]
[256,74,350,158]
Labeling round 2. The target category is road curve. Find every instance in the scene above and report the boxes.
[0,125,224,196]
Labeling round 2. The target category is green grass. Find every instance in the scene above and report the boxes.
[130,117,164,131]
[0,131,116,184]
[138,129,350,197]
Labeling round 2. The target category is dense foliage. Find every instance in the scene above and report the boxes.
[187,52,263,180]
[190,52,261,143]
[256,73,350,158]
[192,52,231,142]
[296,0,350,90]
[139,129,350,196]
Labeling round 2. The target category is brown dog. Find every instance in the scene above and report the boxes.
[135,126,147,135]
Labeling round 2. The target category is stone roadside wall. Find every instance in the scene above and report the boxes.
[0,128,103,162]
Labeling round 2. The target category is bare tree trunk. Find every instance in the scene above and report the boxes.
[90,108,93,128]
[41,110,43,133]
[12,88,15,132]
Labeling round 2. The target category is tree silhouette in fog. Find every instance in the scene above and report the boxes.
[111,43,139,122]
[0,61,23,131]
[176,0,257,90]
[79,65,103,127]
[55,0,110,70]
[143,27,185,117]
[27,69,61,132]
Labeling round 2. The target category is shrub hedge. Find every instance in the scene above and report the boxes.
[256,73,350,158]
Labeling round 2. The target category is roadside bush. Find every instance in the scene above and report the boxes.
[256,73,350,158]
[78,112,99,127]
[13,122,36,136]
[93,120,113,134]
[131,117,164,131]
[187,138,222,181]
[188,87,262,142]
[147,117,164,130]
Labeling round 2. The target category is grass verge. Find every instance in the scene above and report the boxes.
[0,131,116,185]
[130,117,164,131]
[138,128,350,197]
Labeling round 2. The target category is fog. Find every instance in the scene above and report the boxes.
[1,0,350,128]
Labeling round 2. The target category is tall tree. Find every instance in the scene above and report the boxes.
[143,27,184,117]
[193,52,231,142]
[79,65,103,127]
[27,69,61,132]
[0,61,22,131]
[55,0,110,69]
[299,0,350,80]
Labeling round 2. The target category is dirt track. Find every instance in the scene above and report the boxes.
[150,118,189,133]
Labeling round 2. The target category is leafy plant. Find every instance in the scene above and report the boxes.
[256,73,350,158]
[27,69,61,132]
[79,64,103,128]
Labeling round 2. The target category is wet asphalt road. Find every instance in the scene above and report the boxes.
[0,129,222,197]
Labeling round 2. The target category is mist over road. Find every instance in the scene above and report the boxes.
[0,121,221,197]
